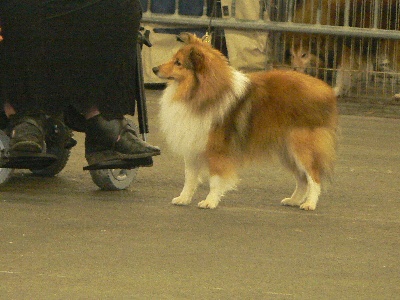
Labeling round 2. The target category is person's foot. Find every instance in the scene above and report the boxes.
[8,114,45,154]
[85,115,160,165]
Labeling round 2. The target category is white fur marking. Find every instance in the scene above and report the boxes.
[281,150,321,210]
[198,175,238,209]
[300,175,321,211]
[281,176,309,207]
[171,157,202,206]
[159,82,211,156]
[213,69,250,124]
[159,70,250,158]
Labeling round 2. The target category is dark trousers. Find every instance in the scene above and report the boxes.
[0,0,142,118]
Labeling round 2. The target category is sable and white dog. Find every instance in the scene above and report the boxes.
[153,33,338,210]
[290,0,399,97]
[290,42,371,97]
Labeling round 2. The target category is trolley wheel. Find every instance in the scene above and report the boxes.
[89,168,138,191]
[0,131,14,185]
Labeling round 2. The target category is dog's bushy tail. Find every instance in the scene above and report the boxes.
[314,126,338,181]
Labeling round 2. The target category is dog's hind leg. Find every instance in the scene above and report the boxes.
[285,155,321,211]
[299,128,336,211]
[172,157,201,206]
[282,128,330,211]
[281,171,309,208]
[300,173,321,211]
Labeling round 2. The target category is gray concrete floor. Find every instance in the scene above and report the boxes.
[0,90,399,299]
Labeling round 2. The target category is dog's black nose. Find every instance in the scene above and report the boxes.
[152,67,159,74]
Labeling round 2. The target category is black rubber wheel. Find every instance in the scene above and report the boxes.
[0,131,14,185]
[89,168,138,190]
[30,117,73,177]
[30,146,70,177]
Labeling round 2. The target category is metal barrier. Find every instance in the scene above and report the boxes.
[141,0,400,100]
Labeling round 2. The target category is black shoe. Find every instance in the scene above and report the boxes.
[85,115,160,165]
[8,114,45,154]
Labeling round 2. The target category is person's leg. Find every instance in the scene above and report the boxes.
[84,106,100,120]
[84,107,160,166]
[4,101,160,163]
[4,102,16,118]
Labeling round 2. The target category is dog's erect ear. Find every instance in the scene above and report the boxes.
[189,47,205,72]
[177,32,201,44]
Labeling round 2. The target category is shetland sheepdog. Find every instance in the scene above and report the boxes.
[153,33,338,210]
[289,39,323,77]
[290,0,399,97]
[289,40,368,97]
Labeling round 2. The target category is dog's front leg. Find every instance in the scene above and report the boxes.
[198,175,237,209]
[172,157,200,206]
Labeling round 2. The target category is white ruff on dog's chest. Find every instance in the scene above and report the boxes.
[159,83,212,156]
[159,70,250,157]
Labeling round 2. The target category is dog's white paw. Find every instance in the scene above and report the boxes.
[281,198,300,207]
[197,200,218,209]
[171,196,191,206]
[300,202,316,211]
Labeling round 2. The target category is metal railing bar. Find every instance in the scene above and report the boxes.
[142,13,400,40]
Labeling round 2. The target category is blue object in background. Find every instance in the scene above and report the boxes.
[142,0,209,54]
[150,0,175,14]
[142,0,205,16]
[179,0,204,16]
[140,0,148,12]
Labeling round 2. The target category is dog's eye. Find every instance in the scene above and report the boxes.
[174,59,182,66]
[301,53,308,58]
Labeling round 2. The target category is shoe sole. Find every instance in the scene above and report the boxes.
[85,149,160,166]
[83,156,154,170]
[10,141,43,153]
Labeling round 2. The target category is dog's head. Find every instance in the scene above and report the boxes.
[290,46,316,73]
[289,35,322,74]
[152,32,228,82]
[153,33,234,111]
